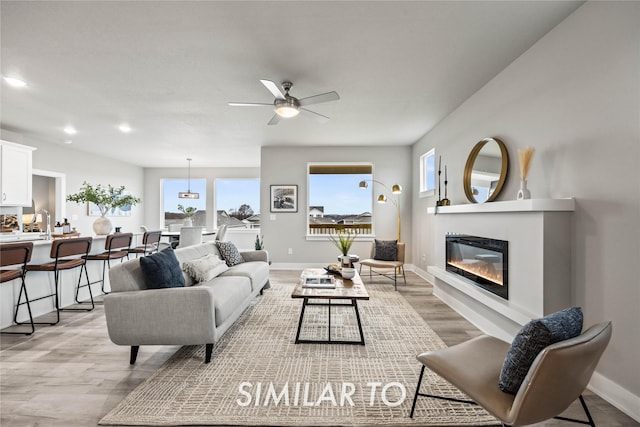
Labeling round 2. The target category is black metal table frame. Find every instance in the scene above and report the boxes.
[294,297,365,345]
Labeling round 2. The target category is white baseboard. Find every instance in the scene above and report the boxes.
[588,372,640,422]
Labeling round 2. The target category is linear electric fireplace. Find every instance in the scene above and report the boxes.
[446,234,509,299]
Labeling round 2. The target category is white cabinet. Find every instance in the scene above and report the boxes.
[0,140,36,206]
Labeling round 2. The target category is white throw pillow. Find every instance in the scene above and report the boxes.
[182,254,229,283]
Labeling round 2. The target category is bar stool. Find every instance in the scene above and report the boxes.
[1,242,35,335]
[24,237,94,325]
[83,233,133,296]
[128,230,161,257]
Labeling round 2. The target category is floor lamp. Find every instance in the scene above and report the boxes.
[358,180,402,242]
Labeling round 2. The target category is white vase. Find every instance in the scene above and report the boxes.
[517,179,531,200]
[340,255,352,268]
[184,218,193,226]
[93,216,113,235]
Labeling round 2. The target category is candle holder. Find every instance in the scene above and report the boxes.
[441,164,450,206]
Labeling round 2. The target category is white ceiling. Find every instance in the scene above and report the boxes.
[0,1,582,168]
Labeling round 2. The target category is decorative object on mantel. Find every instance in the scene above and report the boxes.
[441,164,451,206]
[177,204,197,226]
[67,182,141,235]
[463,137,509,204]
[516,146,535,200]
[436,156,443,206]
[328,231,357,267]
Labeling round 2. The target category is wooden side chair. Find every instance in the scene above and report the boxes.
[1,242,35,335]
[25,237,94,324]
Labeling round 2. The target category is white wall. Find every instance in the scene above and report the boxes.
[411,1,639,418]
[261,145,412,266]
[1,130,144,235]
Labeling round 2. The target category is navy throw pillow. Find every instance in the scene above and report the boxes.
[499,307,583,394]
[374,239,397,261]
[139,247,185,289]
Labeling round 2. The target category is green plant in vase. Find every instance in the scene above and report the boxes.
[328,231,357,267]
[177,204,197,226]
[255,235,264,250]
[67,181,141,235]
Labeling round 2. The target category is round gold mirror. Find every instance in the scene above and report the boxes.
[463,137,509,203]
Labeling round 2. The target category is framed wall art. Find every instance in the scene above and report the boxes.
[270,185,298,213]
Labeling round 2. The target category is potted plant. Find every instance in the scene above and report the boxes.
[177,204,197,226]
[255,234,264,250]
[67,181,141,235]
[328,231,357,267]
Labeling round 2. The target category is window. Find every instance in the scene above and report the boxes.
[161,179,207,228]
[419,148,436,197]
[215,179,260,229]
[307,163,373,235]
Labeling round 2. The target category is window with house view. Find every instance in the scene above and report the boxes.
[307,164,373,236]
[215,179,260,230]
[162,179,207,228]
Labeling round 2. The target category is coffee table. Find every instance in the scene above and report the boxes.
[291,268,369,345]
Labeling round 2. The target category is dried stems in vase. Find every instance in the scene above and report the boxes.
[517,146,535,200]
[518,146,535,180]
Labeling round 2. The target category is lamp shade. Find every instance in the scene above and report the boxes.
[377,194,387,203]
[358,180,368,189]
[391,184,402,194]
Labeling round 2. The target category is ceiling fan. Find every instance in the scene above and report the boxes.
[229,79,340,125]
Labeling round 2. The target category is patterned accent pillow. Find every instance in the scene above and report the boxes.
[216,241,245,267]
[499,307,583,394]
[374,239,397,261]
[139,247,185,289]
[182,254,229,283]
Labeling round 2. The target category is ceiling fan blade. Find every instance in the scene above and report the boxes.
[299,91,340,107]
[260,79,286,100]
[267,114,282,126]
[228,102,273,107]
[300,108,330,124]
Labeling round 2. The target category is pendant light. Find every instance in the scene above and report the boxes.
[178,158,199,199]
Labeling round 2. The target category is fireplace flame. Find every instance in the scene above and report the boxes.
[448,259,503,286]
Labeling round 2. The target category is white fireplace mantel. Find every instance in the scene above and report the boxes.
[427,198,574,341]
[426,198,575,214]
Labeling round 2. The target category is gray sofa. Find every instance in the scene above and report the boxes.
[104,242,270,364]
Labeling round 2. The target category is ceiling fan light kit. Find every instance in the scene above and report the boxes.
[229,79,339,125]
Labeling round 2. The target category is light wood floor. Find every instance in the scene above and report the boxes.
[1,270,637,426]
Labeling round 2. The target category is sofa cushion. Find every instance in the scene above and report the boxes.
[198,276,252,327]
[374,239,397,261]
[182,254,229,283]
[139,247,185,289]
[216,241,245,267]
[499,307,583,394]
[219,261,269,292]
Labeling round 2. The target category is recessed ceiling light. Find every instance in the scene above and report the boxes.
[64,126,77,135]
[118,123,132,133]
[64,140,73,145]
[3,76,27,88]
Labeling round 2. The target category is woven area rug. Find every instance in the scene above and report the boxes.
[99,272,498,426]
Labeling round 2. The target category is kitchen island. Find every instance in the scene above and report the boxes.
[0,233,143,330]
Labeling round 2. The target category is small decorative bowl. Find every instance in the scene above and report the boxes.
[341,267,356,279]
